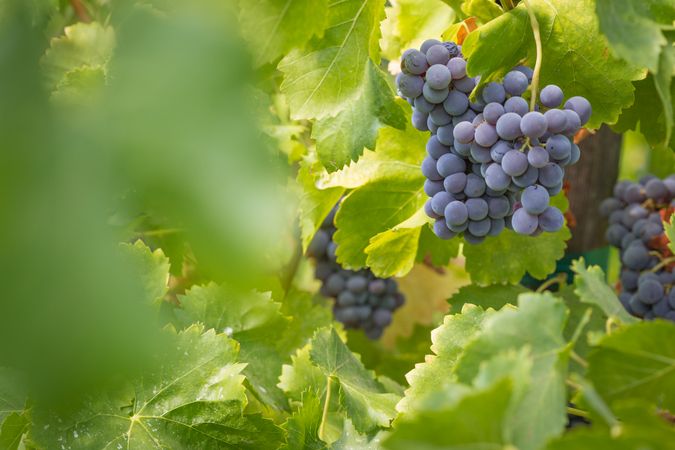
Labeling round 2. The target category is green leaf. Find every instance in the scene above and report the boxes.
[415,224,461,267]
[279,346,326,401]
[463,226,570,285]
[447,283,529,312]
[595,0,675,73]
[296,160,345,253]
[666,213,675,254]
[586,320,675,411]
[652,46,674,147]
[41,22,115,91]
[176,284,291,409]
[239,0,329,67]
[0,369,26,425]
[309,328,400,433]
[279,0,385,120]
[462,0,643,128]
[455,293,569,450]
[31,326,282,449]
[384,379,512,450]
[398,304,491,413]
[312,61,405,172]
[0,412,28,450]
[380,0,456,61]
[571,259,638,324]
[120,240,170,306]
[332,419,385,449]
[51,65,107,104]
[461,0,503,23]
[280,391,327,450]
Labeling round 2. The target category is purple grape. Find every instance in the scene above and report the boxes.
[464,173,487,197]
[483,102,505,125]
[468,218,491,237]
[637,279,664,305]
[546,134,572,160]
[437,153,466,177]
[503,96,528,117]
[426,135,451,159]
[538,163,564,188]
[421,39,442,53]
[487,195,511,219]
[521,185,550,214]
[513,165,539,188]
[412,110,429,131]
[503,70,529,96]
[447,57,467,79]
[539,84,564,108]
[443,90,469,115]
[512,208,538,235]
[444,172,467,193]
[423,84,450,104]
[466,197,489,220]
[489,218,505,236]
[563,109,581,134]
[538,206,564,232]
[414,95,435,113]
[490,141,512,163]
[431,191,455,215]
[453,75,476,93]
[514,65,533,81]
[433,219,456,239]
[475,122,499,147]
[527,146,549,168]
[485,164,511,191]
[403,50,428,75]
[453,121,475,144]
[544,109,567,134]
[445,200,469,225]
[430,104,452,126]
[564,96,592,125]
[421,155,442,180]
[397,73,424,98]
[622,243,650,270]
[496,112,523,140]
[426,64,452,89]
[501,150,528,176]
[424,179,444,197]
[482,82,506,104]
[520,111,548,138]
[424,198,440,219]
[470,143,492,163]
[426,44,450,65]
[645,179,669,200]
[437,124,454,145]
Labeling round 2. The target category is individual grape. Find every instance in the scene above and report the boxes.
[437,153,466,177]
[527,146,549,168]
[327,242,337,261]
[653,298,670,318]
[668,289,675,309]
[453,121,475,144]
[483,103,505,125]
[605,223,628,246]
[443,90,469,115]
[613,180,631,199]
[514,65,534,81]
[512,165,539,188]
[637,279,664,305]
[466,198,489,220]
[564,96,592,125]
[503,70,529,96]
[445,200,469,225]
[563,109,581,135]
[307,230,330,258]
[487,195,511,219]
[454,139,472,156]
[427,116,439,133]
[621,270,640,291]
[373,309,393,327]
[368,279,386,295]
[426,44,450,65]
[421,155,442,181]
[453,109,477,126]
[469,98,485,112]
[424,179,444,197]
[426,64,452,89]
[640,174,659,186]
[622,243,650,270]
[489,218,505,236]
[464,173,487,197]
[537,206,564,232]
[624,183,645,203]
[437,124,454,145]
[569,143,581,165]
[501,150,528,176]
[447,57,467,79]
[522,185,550,215]
[500,99,525,120]
[433,219,456,239]
[424,198,440,219]
[520,111,548,139]
[645,179,669,200]
[431,191,455,215]
[444,172,468,193]
[448,220,468,233]
[325,273,345,296]
[430,104,452,126]
[423,84,450,104]
[411,110,429,131]
[472,113,485,126]
[396,73,424,98]
[538,163,564,188]
[629,296,650,317]
[512,208,538,235]
[470,143,492,163]
[463,232,485,245]
[539,84,564,108]
[485,163,511,191]
[490,141,512,163]
[453,75,476,93]
[546,134,572,160]
[414,95,435,113]
[420,39,442,53]
[599,198,622,216]
[475,123,499,147]
[482,82,506,104]
[468,218,491,237]
[426,135,451,159]
[442,41,461,57]
[403,49,428,75]
[665,177,675,196]
[496,112,523,140]
[544,108,567,134]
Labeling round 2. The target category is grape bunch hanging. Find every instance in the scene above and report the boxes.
[307,207,405,339]
[396,39,591,243]
[600,175,675,321]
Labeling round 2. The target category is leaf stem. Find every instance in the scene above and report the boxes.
[566,406,590,418]
[319,376,333,442]
[69,0,91,22]
[535,273,567,293]
[522,0,542,110]
[650,255,675,273]
[570,350,588,368]
[503,0,516,10]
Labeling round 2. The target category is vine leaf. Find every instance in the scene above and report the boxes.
[120,240,170,306]
[447,283,528,312]
[586,320,675,412]
[332,419,385,449]
[571,259,638,324]
[312,61,406,173]
[279,346,327,402]
[279,0,385,120]
[239,0,330,67]
[595,0,675,73]
[30,326,283,449]
[280,390,327,450]
[461,0,503,23]
[461,0,643,128]
[309,328,400,433]
[666,213,675,254]
[0,412,28,450]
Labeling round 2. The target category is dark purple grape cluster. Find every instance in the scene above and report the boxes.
[396,39,591,243]
[600,175,675,320]
[307,207,405,339]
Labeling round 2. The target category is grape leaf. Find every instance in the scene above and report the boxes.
[120,240,170,306]
[0,412,27,450]
[380,0,456,61]
[312,61,405,172]
[30,326,282,449]
[666,213,675,254]
[41,22,115,92]
[595,0,675,73]
[447,283,529,311]
[571,259,638,324]
[176,284,291,409]
[455,293,568,450]
[279,0,385,120]
[586,320,675,411]
[279,346,326,401]
[332,419,384,449]
[397,304,491,413]
[296,160,345,253]
[239,0,329,67]
[461,0,643,128]
[51,65,107,104]
[0,369,26,425]
[309,328,400,433]
[384,379,512,450]
[461,0,503,24]
[415,224,462,266]
[280,390,327,450]
[463,226,571,285]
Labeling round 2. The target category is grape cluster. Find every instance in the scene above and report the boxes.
[396,39,591,243]
[600,175,675,320]
[307,207,405,339]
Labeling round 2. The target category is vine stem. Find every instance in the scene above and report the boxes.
[567,406,590,418]
[503,0,516,10]
[535,273,567,293]
[650,255,675,273]
[570,350,588,368]
[522,0,543,110]
[318,376,333,442]
[70,0,91,22]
